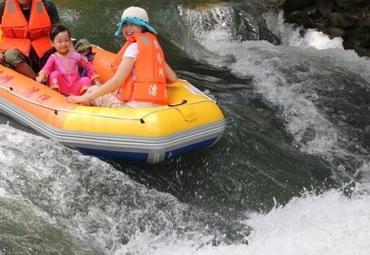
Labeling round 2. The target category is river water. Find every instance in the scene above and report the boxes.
[1,0,370,254]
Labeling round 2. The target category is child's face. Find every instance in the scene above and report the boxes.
[52,31,72,55]
[122,23,144,39]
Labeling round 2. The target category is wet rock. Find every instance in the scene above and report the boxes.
[362,17,370,28]
[234,9,259,41]
[328,12,357,28]
[280,0,370,57]
[344,26,370,49]
[336,0,368,9]
[282,0,316,12]
[318,0,333,16]
[327,27,346,37]
[285,10,316,27]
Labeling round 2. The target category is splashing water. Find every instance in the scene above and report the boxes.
[2,2,370,254]
[265,12,344,50]
[171,6,370,254]
[0,124,249,254]
[181,4,370,183]
[121,191,370,255]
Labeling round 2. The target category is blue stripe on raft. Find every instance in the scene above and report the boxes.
[77,148,148,161]
[165,137,217,159]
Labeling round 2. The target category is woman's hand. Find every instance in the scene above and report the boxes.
[66,95,91,105]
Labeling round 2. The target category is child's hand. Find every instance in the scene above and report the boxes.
[35,73,46,83]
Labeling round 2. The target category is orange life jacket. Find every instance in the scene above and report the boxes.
[0,0,52,58]
[112,32,168,105]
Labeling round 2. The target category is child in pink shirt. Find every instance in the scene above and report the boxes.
[36,25,99,96]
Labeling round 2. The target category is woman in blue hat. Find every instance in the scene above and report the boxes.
[67,6,177,108]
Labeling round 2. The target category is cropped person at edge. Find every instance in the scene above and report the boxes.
[0,0,60,79]
[66,6,177,108]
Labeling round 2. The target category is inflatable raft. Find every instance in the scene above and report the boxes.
[0,46,225,163]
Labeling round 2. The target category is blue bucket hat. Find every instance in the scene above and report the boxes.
[115,6,157,38]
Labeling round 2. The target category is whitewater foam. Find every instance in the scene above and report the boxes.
[124,191,370,255]
[1,4,370,253]
[265,11,344,50]
[193,7,370,183]
[0,125,241,253]
[171,7,370,254]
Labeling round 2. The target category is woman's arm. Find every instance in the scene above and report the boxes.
[66,57,135,104]
[165,62,177,84]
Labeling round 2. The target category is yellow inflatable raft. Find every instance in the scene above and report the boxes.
[0,46,225,163]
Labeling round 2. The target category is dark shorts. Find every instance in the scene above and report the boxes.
[2,48,54,72]
[3,49,28,68]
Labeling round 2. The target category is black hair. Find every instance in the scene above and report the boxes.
[49,24,71,41]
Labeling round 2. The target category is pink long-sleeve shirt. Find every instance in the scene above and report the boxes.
[41,51,98,88]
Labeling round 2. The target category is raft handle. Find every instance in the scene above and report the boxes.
[168,99,187,107]
[140,119,145,124]
[9,87,13,91]
[54,110,58,115]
